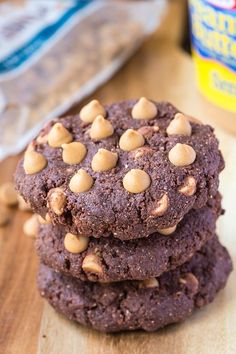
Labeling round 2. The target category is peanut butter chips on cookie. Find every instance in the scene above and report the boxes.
[48,188,66,216]
[69,170,94,193]
[166,113,192,136]
[79,99,106,123]
[64,233,89,254]
[23,150,47,175]
[132,97,157,120]
[15,99,224,240]
[91,149,118,172]
[62,142,87,165]
[119,129,145,151]
[123,169,151,193]
[90,115,114,140]
[48,123,72,147]
[168,143,196,167]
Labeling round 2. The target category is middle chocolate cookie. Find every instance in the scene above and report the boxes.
[36,194,221,282]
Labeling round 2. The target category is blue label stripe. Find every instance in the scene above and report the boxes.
[191,36,236,72]
[0,1,92,75]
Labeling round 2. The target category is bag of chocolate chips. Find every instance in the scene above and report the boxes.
[0,0,166,160]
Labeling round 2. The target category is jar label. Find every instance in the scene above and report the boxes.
[189,0,236,112]
[205,0,236,9]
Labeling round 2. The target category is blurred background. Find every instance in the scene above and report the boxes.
[0,1,236,353]
[0,0,172,160]
[1,0,235,163]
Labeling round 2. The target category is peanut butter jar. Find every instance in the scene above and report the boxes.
[189,0,236,134]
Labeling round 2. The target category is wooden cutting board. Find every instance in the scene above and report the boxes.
[0,3,236,354]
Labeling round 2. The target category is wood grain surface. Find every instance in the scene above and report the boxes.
[0,2,235,354]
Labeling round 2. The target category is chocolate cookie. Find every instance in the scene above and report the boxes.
[15,99,224,240]
[36,194,222,282]
[37,237,232,332]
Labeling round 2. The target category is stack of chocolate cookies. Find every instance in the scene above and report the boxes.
[15,98,232,332]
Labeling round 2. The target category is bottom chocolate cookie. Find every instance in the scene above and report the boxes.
[37,237,232,333]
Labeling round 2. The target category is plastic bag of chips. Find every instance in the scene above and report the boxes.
[0,0,166,160]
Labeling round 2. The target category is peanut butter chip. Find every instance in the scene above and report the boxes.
[69,169,94,193]
[48,123,72,148]
[168,143,196,167]
[26,142,34,152]
[91,149,118,172]
[0,182,18,206]
[151,194,169,217]
[37,213,51,225]
[82,254,103,274]
[119,129,145,151]
[17,195,31,211]
[37,215,45,224]
[48,188,66,216]
[80,100,106,123]
[139,278,159,288]
[89,115,114,140]
[157,225,177,235]
[23,214,38,237]
[45,213,51,223]
[179,273,199,294]
[36,133,48,145]
[166,113,192,136]
[123,169,151,193]
[179,176,196,196]
[64,233,89,254]
[62,142,87,165]
[23,150,47,175]
[131,97,157,120]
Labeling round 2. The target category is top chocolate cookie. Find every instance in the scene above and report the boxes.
[15,99,224,240]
